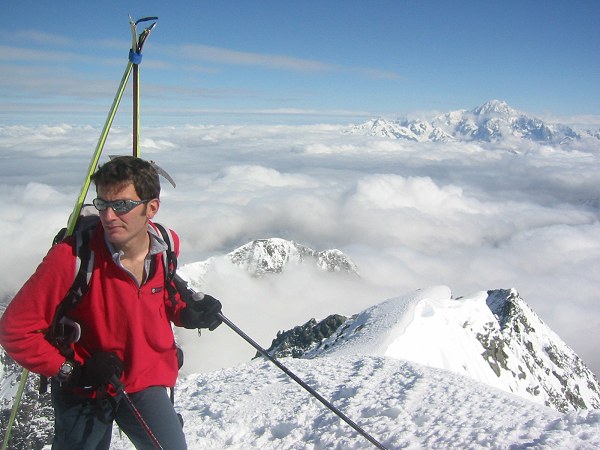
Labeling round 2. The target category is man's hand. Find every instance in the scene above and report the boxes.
[180,294,223,331]
[80,352,124,387]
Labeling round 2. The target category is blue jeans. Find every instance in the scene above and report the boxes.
[51,381,187,450]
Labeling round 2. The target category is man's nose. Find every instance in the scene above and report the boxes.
[100,206,118,219]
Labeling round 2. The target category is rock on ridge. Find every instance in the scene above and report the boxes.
[261,314,349,359]
[480,288,600,412]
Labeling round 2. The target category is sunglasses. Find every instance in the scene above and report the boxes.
[92,198,152,214]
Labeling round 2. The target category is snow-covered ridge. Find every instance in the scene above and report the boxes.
[264,286,600,413]
[348,99,595,146]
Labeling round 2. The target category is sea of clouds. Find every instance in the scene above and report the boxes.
[0,123,599,377]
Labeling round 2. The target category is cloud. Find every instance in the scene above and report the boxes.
[1,123,599,379]
[348,175,473,213]
[176,44,401,80]
[0,44,77,63]
[1,29,401,126]
[16,30,77,47]
[214,165,317,189]
[180,44,336,72]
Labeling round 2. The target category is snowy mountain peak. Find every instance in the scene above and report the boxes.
[472,99,518,117]
[227,238,359,276]
[349,100,589,146]
[177,238,359,291]
[264,286,600,413]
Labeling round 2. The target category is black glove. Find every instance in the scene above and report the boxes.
[180,293,223,331]
[79,352,124,387]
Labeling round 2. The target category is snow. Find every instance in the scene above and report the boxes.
[383,290,504,387]
[101,285,600,449]
[304,286,600,412]
[107,357,600,449]
[0,369,18,401]
[5,283,600,449]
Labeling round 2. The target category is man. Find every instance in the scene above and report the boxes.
[0,156,222,449]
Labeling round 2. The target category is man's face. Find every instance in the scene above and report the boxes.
[96,182,159,250]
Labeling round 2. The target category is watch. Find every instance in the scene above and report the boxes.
[56,360,75,383]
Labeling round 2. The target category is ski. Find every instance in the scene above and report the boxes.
[65,60,133,235]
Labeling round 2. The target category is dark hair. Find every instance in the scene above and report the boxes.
[91,156,160,199]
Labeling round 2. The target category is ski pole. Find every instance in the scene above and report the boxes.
[2,61,131,448]
[110,376,163,450]
[217,312,389,450]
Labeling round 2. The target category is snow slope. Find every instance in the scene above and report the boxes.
[166,357,600,450]
[109,286,600,449]
[270,286,600,413]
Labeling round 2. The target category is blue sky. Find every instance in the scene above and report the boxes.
[2,0,599,125]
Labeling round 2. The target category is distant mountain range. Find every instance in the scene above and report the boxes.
[348,100,599,146]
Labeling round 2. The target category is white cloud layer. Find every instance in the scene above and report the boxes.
[1,123,599,378]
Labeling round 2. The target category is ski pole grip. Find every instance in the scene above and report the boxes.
[173,274,208,306]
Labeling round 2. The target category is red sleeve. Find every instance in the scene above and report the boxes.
[0,241,76,377]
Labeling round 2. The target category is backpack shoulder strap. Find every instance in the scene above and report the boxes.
[153,222,184,408]
[154,222,177,281]
[154,223,179,302]
[47,221,96,353]
[69,226,95,306]
[41,212,97,392]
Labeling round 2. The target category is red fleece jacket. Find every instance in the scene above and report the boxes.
[0,222,188,394]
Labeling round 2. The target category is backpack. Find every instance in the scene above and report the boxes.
[41,205,181,392]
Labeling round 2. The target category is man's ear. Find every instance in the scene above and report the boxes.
[146,198,160,219]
